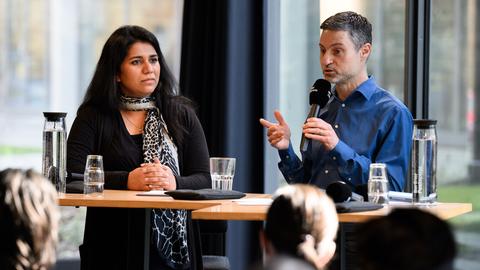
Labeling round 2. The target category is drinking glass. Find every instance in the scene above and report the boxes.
[84,155,105,197]
[368,163,389,205]
[210,157,236,190]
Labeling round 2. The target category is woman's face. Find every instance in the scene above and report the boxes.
[117,41,161,97]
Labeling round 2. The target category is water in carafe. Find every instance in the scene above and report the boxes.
[42,112,67,194]
[411,119,437,204]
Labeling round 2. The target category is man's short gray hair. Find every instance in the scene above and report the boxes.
[320,11,372,50]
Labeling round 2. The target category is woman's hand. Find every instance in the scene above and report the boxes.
[127,158,177,191]
[127,166,160,191]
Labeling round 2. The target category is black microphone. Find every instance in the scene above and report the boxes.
[300,79,331,152]
[326,181,364,203]
[354,184,369,202]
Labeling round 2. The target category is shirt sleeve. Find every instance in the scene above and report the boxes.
[277,142,308,184]
[328,107,413,191]
[174,108,211,190]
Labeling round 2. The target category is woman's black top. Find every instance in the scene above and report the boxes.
[67,105,210,270]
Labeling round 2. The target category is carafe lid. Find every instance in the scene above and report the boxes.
[43,112,67,121]
[413,119,437,128]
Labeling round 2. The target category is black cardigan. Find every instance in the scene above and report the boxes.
[67,105,210,270]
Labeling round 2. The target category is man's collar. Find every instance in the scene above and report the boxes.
[332,76,377,101]
[354,76,377,100]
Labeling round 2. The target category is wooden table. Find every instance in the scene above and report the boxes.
[59,190,259,270]
[58,190,270,210]
[58,189,221,209]
[186,192,472,270]
[190,199,472,222]
[336,202,473,222]
[59,190,473,222]
[58,190,472,270]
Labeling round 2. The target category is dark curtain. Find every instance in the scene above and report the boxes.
[180,0,264,269]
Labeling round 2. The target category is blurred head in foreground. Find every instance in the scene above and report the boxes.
[0,168,60,270]
[261,184,339,270]
[356,208,456,270]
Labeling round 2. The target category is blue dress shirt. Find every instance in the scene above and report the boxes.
[278,77,413,191]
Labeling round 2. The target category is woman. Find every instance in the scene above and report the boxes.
[67,25,210,270]
[260,184,339,270]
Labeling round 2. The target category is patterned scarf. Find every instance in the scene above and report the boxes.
[120,95,190,269]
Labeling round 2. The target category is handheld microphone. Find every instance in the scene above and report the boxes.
[354,184,369,202]
[326,181,364,203]
[300,79,331,152]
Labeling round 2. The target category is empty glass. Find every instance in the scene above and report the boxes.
[84,155,105,197]
[368,163,389,205]
[210,157,236,190]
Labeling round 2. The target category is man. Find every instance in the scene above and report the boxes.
[260,11,413,192]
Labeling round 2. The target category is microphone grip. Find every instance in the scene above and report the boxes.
[300,105,321,152]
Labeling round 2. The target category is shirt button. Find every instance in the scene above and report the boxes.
[334,124,339,129]
[332,156,337,160]
[324,170,329,174]
[341,104,346,108]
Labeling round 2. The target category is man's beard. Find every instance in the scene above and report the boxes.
[325,72,355,86]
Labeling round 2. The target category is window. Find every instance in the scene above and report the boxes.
[431,1,479,269]
[0,0,183,260]
[265,1,480,268]
[0,0,183,173]
[265,0,405,191]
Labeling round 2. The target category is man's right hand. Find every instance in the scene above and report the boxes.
[259,110,291,150]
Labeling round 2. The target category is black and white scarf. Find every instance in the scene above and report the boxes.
[120,95,190,269]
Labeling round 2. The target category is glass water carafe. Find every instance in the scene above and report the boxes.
[42,112,67,194]
[411,119,437,204]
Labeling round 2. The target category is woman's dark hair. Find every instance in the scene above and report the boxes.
[79,25,191,144]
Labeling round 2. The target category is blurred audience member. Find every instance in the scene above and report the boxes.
[356,208,456,270]
[260,184,339,270]
[0,168,59,270]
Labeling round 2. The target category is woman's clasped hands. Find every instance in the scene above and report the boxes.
[127,158,176,191]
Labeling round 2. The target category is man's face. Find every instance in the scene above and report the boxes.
[319,30,369,85]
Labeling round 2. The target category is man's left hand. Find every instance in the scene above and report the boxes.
[303,117,339,151]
